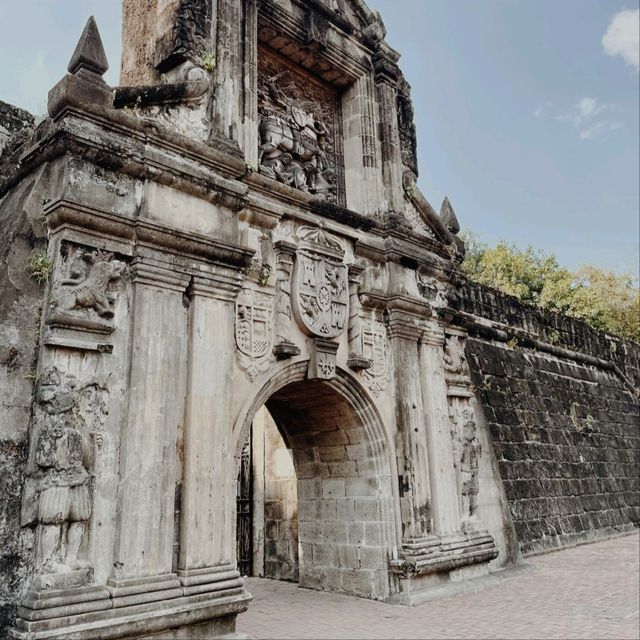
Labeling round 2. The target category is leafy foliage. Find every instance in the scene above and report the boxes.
[460,232,640,341]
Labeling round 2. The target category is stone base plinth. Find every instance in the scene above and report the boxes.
[387,529,499,605]
[10,570,252,640]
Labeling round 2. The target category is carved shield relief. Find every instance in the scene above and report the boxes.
[361,319,389,397]
[235,289,274,360]
[292,227,348,339]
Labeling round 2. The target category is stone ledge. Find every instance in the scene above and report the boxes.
[390,530,499,578]
[10,586,251,640]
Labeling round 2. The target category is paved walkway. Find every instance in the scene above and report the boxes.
[238,533,639,639]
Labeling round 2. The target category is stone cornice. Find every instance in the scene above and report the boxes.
[1,99,457,274]
[45,201,255,270]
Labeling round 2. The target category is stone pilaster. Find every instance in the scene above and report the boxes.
[373,49,404,212]
[212,0,244,144]
[178,271,245,593]
[386,309,432,540]
[419,324,462,535]
[108,259,190,599]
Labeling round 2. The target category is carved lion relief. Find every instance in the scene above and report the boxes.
[47,245,126,334]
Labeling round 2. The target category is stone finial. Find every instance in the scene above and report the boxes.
[440,197,460,235]
[67,16,109,77]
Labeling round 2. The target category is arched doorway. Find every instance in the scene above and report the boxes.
[234,364,397,600]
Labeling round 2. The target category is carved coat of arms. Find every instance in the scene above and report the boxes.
[361,319,389,397]
[292,227,348,339]
[235,288,274,380]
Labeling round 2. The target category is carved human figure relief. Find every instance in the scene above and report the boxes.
[257,51,344,204]
[48,246,126,332]
[292,227,348,339]
[235,287,275,380]
[361,318,389,398]
[451,406,481,521]
[21,367,105,575]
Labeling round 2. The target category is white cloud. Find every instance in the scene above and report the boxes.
[558,97,621,140]
[602,9,640,71]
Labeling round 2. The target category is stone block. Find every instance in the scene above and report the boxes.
[322,478,346,498]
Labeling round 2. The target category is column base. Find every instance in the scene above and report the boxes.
[10,568,251,639]
[388,529,499,605]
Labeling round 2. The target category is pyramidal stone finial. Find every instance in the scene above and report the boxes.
[67,16,109,77]
[440,197,460,235]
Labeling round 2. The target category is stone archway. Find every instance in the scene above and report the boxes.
[233,362,399,600]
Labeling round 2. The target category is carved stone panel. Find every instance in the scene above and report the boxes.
[361,318,389,398]
[47,245,126,335]
[292,227,348,339]
[22,366,108,583]
[257,47,345,205]
[235,287,275,381]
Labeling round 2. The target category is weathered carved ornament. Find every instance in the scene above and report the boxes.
[257,51,343,204]
[360,318,389,398]
[21,367,107,579]
[292,226,348,339]
[47,246,126,334]
[417,271,448,309]
[451,406,481,521]
[235,287,275,381]
[444,334,469,377]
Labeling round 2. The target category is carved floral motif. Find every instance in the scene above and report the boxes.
[451,406,481,519]
[257,51,343,204]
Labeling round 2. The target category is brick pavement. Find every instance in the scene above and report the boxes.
[237,532,639,639]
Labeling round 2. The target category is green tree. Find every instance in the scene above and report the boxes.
[460,232,639,341]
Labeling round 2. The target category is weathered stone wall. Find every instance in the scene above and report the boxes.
[0,111,49,629]
[459,282,639,554]
[259,411,299,582]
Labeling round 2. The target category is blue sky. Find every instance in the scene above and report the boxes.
[0,1,638,275]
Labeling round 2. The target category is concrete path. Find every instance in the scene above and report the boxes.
[237,533,639,639]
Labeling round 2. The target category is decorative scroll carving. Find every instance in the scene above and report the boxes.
[48,246,126,334]
[292,226,348,339]
[272,240,301,359]
[257,50,344,204]
[360,318,389,398]
[22,367,107,576]
[397,74,418,176]
[235,287,274,381]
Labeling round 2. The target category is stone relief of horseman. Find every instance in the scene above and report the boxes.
[257,65,338,202]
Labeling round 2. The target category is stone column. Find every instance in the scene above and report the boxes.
[213,0,244,143]
[419,324,462,536]
[387,309,433,540]
[108,259,190,601]
[241,0,259,164]
[177,271,246,593]
[373,50,404,212]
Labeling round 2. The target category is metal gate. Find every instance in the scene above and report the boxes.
[236,430,252,576]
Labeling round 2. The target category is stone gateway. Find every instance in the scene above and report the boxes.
[0,1,637,639]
